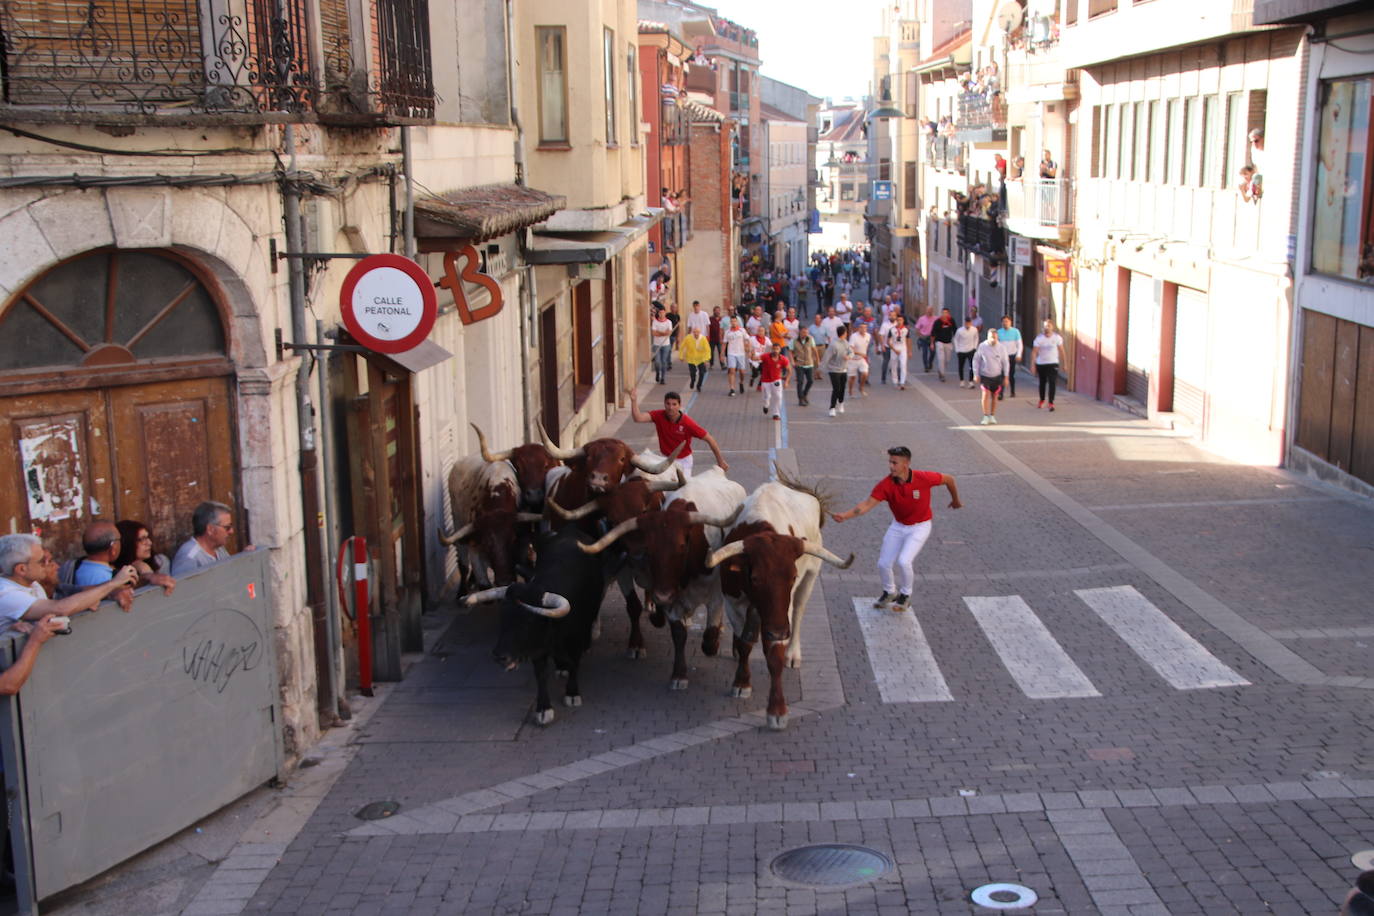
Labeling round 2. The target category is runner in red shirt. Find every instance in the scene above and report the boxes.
[758,343,790,419]
[626,389,729,478]
[831,446,961,612]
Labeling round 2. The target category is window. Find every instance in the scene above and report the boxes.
[1090,105,1102,179]
[1311,76,1373,282]
[904,161,916,208]
[1184,97,1202,186]
[603,28,617,145]
[1088,0,1117,17]
[1222,91,1246,190]
[841,183,855,200]
[1166,99,1182,184]
[1104,105,1117,179]
[536,27,568,145]
[1133,101,1148,181]
[1149,100,1165,184]
[1120,103,1135,180]
[880,158,891,180]
[1065,0,1078,25]
[627,45,639,146]
[1202,95,1221,189]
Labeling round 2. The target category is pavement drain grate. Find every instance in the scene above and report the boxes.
[769,844,892,888]
[970,882,1039,910]
[355,800,401,820]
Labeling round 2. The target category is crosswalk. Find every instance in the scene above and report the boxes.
[853,585,1250,703]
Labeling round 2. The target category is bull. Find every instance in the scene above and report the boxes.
[462,526,613,725]
[470,422,560,510]
[705,480,853,730]
[575,468,745,689]
[438,455,542,590]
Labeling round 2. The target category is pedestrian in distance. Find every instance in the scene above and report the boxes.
[997,314,1022,399]
[650,307,673,384]
[821,323,851,418]
[809,312,830,349]
[626,389,728,478]
[792,327,818,406]
[915,306,936,373]
[783,307,800,351]
[747,326,768,390]
[974,328,1010,425]
[759,342,790,419]
[886,315,910,389]
[931,308,956,382]
[708,306,724,368]
[680,323,711,392]
[830,446,962,613]
[876,307,894,385]
[1033,319,1065,411]
[723,316,749,396]
[954,316,979,388]
[848,322,872,398]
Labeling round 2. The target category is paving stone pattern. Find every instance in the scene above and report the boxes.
[235,302,1374,915]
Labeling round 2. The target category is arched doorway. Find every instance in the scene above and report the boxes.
[0,248,239,557]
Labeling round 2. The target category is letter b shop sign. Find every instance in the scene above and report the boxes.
[340,253,438,354]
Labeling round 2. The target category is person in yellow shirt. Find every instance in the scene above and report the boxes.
[769,310,789,351]
[679,324,712,392]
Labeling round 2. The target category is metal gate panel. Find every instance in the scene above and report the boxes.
[1126,271,1155,404]
[1172,286,1207,424]
[942,274,964,316]
[11,552,280,900]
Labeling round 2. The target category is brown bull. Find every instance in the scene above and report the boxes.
[471,423,559,509]
[539,424,680,494]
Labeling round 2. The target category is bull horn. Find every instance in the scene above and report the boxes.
[577,517,640,554]
[438,523,475,546]
[548,497,600,521]
[647,467,687,494]
[515,512,544,523]
[631,439,686,473]
[802,542,855,569]
[461,586,508,606]
[704,540,746,569]
[538,422,584,461]
[686,504,743,530]
[471,423,512,463]
[519,591,571,618]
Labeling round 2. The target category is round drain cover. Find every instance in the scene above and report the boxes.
[355,800,401,820]
[970,882,1038,909]
[770,844,892,888]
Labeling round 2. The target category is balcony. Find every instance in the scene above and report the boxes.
[926,136,965,172]
[956,91,1007,144]
[685,65,718,95]
[957,214,1006,258]
[1003,178,1074,241]
[0,0,434,124]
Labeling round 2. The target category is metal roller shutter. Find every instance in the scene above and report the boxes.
[1172,286,1207,424]
[1126,271,1155,404]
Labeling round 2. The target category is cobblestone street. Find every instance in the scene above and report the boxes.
[159,336,1374,916]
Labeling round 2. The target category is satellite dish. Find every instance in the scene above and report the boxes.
[997,2,1024,31]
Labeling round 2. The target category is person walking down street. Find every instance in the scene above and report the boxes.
[887,315,910,389]
[680,324,711,392]
[708,307,724,368]
[759,342,790,419]
[997,315,1023,399]
[792,327,818,406]
[723,316,749,396]
[769,311,789,351]
[877,308,894,384]
[822,324,852,418]
[931,308,957,382]
[664,303,682,369]
[626,389,728,478]
[783,308,800,352]
[651,307,673,384]
[915,307,937,373]
[747,326,768,390]
[974,329,1010,425]
[809,312,831,350]
[954,317,979,388]
[1033,319,1065,411]
[848,322,872,398]
[830,446,962,612]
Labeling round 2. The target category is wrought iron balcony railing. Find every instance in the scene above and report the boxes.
[926,136,965,172]
[957,214,1006,258]
[0,0,433,122]
[956,90,1007,139]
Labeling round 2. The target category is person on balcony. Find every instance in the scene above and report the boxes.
[1039,150,1058,179]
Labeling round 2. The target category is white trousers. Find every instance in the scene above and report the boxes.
[877,519,932,594]
[935,342,953,375]
[889,351,908,385]
[762,379,783,416]
[675,454,694,478]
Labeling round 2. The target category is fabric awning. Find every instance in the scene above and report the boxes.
[414,183,566,242]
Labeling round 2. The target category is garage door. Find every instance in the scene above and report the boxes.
[1172,286,1207,424]
[1126,271,1156,404]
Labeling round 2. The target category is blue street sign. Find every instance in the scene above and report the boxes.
[872,181,894,201]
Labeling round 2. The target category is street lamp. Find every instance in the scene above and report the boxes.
[867,105,905,120]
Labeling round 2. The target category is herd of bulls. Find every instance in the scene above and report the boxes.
[442,425,854,731]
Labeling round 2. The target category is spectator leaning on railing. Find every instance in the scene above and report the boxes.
[170,501,254,577]
[0,533,138,637]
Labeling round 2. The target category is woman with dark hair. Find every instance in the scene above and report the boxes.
[115,520,176,594]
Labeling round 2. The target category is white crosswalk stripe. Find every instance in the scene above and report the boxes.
[851,598,953,703]
[1075,585,1250,690]
[963,596,1101,699]
[853,590,1247,702]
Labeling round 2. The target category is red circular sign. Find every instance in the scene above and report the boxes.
[339,254,438,354]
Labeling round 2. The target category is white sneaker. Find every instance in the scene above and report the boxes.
[838,402,845,413]
[989,415,998,424]
[829,408,836,417]
[980,415,990,425]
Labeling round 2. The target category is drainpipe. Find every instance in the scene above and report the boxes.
[282,124,339,727]
[507,0,535,440]
[401,127,416,258]
[315,318,347,719]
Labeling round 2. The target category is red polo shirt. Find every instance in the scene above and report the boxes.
[649,409,707,458]
[870,470,945,525]
[759,352,790,384]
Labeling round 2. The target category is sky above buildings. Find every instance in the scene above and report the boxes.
[706,0,883,102]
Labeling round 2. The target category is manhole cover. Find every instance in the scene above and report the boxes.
[355,800,401,820]
[770,844,892,888]
[971,882,1038,909]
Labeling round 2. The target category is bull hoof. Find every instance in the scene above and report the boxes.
[555,669,569,679]
[563,694,582,707]
[669,678,689,691]
[766,714,788,731]
[730,685,752,699]
[626,647,647,660]
[533,708,555,725]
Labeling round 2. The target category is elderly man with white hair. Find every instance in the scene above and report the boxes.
[0,533,138,636]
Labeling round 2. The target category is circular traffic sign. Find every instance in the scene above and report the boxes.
[339,254,437,354]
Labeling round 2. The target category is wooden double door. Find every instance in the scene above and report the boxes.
[0,376,238,558]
